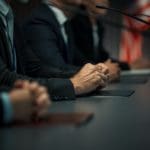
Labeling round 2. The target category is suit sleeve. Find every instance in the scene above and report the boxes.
[118,62,130,70]
[0,57,76,101]
[111,58,130,70]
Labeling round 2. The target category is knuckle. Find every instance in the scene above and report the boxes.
[94,73,99,79]
[85,63,91,67]
[87,63,94,68]
[96,74,102,81]
[95,71,100,76]
[41,86,47,92]
[93,78,99,85]
[31,82,39,88]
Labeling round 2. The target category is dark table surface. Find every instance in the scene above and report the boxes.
[0,72,150,150]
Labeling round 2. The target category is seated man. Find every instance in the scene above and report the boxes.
[24,0,89,70]
[24,0,87,70]
[71,0,150,73]
[0,0,109,101]
[71,0,126,81]
[0,80,50,125]
[24,0,118,82]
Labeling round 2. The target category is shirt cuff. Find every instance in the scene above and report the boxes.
[1,93,13,124]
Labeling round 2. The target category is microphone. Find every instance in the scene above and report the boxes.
[138,14,150,17]
[96,4,150,25]
[46,1,150,23]
[45,1,150,33]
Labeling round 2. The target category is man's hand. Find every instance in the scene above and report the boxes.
[9,81,51,122]
[96,63,109,75]
[70,63,109,95]
[104,59,120,82]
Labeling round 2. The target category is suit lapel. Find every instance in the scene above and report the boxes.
[42,4,67,46]
[41,4,70,62]
[76,15,94,53]
[0,18,12,68]
[84,17,94,54]
[64,21,75,63]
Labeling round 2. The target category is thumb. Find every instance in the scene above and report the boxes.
[105,59,112,64]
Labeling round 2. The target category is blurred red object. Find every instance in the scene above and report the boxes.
[120,0,150,64]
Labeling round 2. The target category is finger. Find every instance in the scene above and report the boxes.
[98,79,107,88]
[36,93,51,108]
[96,65,103,73]
[96,64,104,71]
[95,71,107,80]
[102,67,109,75]
[100,73,109,82]
[91,79,102,90]
[34,86,49,103]
[93,73,107,87]
[22,80,31,89]
[29,82,40,93]
[93,71,109,84]
[14,80,24,88]
[106,59,112,63]
[95,76,107,88]
[84,63,97,72]
[34,101,50,120]
[97,63,109,74]
[37,86,48,96]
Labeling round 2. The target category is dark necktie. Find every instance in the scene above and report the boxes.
[64,21,74,64]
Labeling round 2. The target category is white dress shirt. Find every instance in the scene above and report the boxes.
[48,5,68,44]
[92,24,100,60]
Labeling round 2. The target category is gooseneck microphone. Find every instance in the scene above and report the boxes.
[46,1,150,23]
[96,4,150,25]
[138,14,150,17]
[46,1,150,26]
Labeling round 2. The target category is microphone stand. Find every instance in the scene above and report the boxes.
[138,14,150,17]
[96,4,150,26]
[46,1,150,33]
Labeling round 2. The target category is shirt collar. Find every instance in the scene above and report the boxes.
[49,6,68,26]
[0,0,10,16]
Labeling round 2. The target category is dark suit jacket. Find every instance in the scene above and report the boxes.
[0,16,76,101]
[71,14,130,70]
[24,3,86,72]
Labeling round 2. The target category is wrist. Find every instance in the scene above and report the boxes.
[1,93,13,124]
[70,78,81,95]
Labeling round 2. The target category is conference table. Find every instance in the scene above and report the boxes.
[0,70,150,150]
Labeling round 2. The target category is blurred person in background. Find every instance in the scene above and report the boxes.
[120,0,150,69]
[71,0,150,82]
[70,0,121,82]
